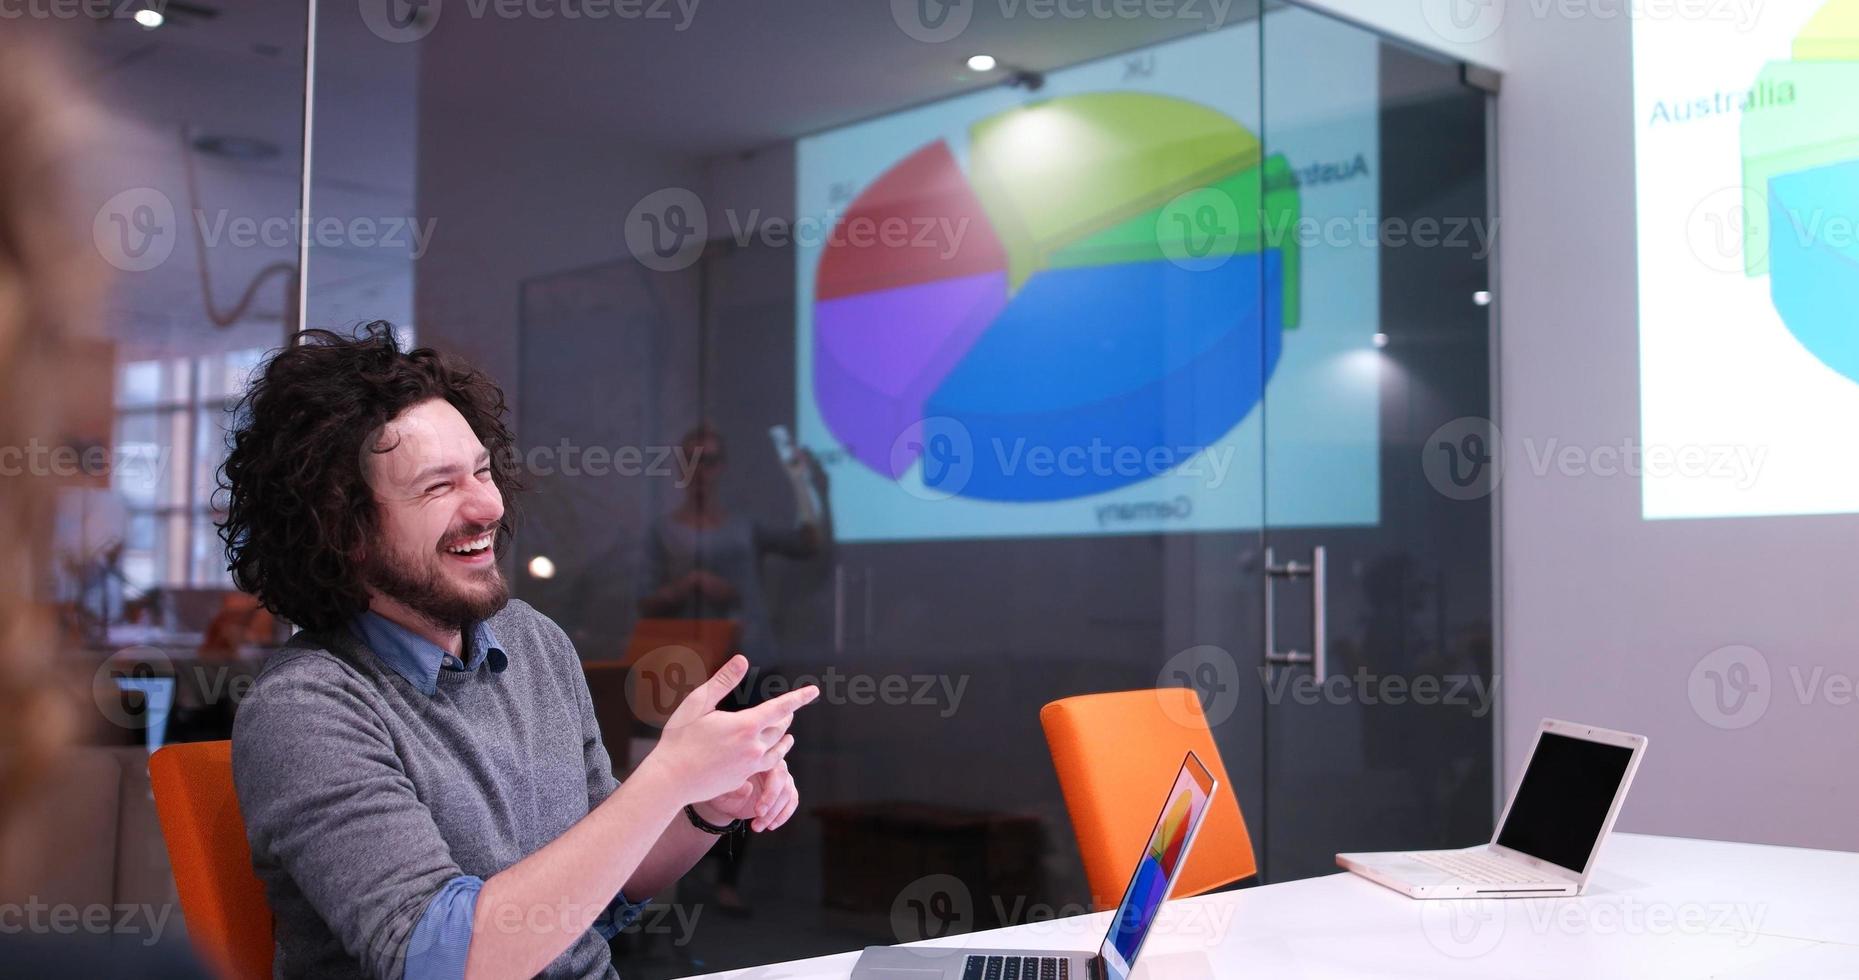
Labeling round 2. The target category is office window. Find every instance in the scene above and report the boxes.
[112,348,267,593]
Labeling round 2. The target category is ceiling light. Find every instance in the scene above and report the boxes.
[527,556,556,580]
[967,54,997,72]
[1473,290,1492,306]
[134,6,164,28]
[1372,332,1389,349]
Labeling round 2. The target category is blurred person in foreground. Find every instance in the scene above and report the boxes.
[222,322,819,979]
[0,31,200,979]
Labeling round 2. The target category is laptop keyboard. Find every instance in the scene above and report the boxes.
[962,954,1070,980]
[1407,849,1544,884]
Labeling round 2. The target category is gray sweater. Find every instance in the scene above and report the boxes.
[231,599,624,980]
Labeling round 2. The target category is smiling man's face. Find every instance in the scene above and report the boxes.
[362,397,508,631]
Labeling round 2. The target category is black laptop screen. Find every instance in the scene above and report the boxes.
[1494,732,1634,872]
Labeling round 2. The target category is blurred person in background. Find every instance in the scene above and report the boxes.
[0,29,200,979]
[636,423,828,914]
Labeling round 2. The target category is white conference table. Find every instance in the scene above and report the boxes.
[683,834,1859,979]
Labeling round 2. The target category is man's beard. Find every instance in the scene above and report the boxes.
[364,526,510,631]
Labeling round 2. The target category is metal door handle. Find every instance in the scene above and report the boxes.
[1264,545,1328,683]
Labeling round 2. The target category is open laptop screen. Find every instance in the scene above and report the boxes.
[1495,731,1634,872]
[1099,755,1215,973]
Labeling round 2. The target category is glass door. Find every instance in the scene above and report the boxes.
[1256,8,1497,880]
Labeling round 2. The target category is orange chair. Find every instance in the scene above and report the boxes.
[150,740,274,980]
[616,618,741,727]
[1040,688,1257,910]
[619,617,739,673]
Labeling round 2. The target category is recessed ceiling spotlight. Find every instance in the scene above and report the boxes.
[1372,332,1389,349]
[1472,290,1492,306]
[967,54,998,72]
[133,6,164,28]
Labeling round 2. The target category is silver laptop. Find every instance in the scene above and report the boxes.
[852,752,1219,980]
[1337,718,1648,898]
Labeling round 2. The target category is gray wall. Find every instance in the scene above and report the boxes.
[1491,8,1858,850]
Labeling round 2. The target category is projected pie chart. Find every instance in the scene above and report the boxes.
[1742,0,1859,383]
[812,92,1301,502]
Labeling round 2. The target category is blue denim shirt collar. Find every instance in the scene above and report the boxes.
[350,610,509,696]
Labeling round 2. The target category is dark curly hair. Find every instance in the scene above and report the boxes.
[217,322,522,633]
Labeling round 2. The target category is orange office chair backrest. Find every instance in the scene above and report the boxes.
[1040,688,1257,910]
[150,740,274,980]
[618,618,741,726]
[620,617,739,672]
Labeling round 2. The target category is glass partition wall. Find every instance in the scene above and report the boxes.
[306,3,1495,975]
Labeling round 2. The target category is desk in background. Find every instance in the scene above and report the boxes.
[683,834,1859,979]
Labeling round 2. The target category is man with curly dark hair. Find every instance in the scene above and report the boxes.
[223,323,817,980]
